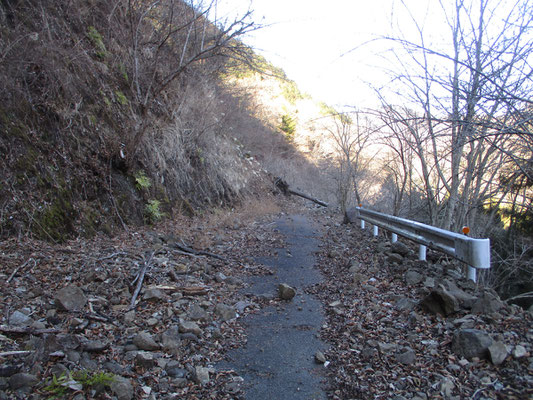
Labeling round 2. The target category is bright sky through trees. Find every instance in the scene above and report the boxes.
[216,0,531,109]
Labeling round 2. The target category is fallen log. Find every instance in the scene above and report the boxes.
[274,177,328,207]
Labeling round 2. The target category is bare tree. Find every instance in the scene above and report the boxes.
[324,111,374,216]
[106,0,258,164]
[376,0,533,233]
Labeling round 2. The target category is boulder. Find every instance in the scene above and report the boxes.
[215,303,236,321]
[420,287,459,316]
[471,291,503,315]
[405,270,423,285]
[179,320,202,336]
[133,332,160,351]
[488,341,509,365]
[452,329,493,360]
[278,283,296,300]
[110,376,134,400]
[9,373,38,390]
[55,285,87,311]
[391,241,410,256]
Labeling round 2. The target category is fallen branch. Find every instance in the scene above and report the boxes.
[274,177,328,207]
[129,251,155,310]
[0,326,61,335]
[0,350,33,357]
[7,258,36,283]
[172,240,226,261]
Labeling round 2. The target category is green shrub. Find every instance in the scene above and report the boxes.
[134,170,151,190]
[145,199,164,223]
[279,114,296,140]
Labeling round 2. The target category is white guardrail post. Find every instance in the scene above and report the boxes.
[354,207,490,282]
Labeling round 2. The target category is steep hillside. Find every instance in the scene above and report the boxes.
[0,0,285,241]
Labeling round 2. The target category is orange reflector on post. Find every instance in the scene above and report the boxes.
[462,226,470,235]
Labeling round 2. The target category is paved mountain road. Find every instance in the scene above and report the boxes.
[219,214,327,399]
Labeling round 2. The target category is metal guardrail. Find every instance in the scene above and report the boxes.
[352,207,491,282]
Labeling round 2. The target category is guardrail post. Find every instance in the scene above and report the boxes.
[373,225,378,236]
[467,266,476,282]
[419,245,427,261]
[391,233,398,243]
[360,220,365,229]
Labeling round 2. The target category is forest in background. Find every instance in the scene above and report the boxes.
[0,0,532,307]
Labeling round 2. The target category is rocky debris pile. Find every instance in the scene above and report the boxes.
[310,219,533,400]
[0,212,286,400]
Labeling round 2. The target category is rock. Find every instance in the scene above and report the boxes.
[378,342,397,354]
[55,285,87,311]
[193,366,210,385]
[214,272,227,282]
[405,270,423,285]
[440,377,455,398]
[387,253,404,264]
[161,326,181,352]
[488,341,509,365]
[278,283,296,300]
[395,297,417,311]
[8,310,33,327]
[471,291,503,314]
[9,373,38,390]
[452,329,493,360]
[110,376,134,400]
[143,288,167,302]
[133,332,160,351]
[215,303,236,321]
[174,263,189,274]
[512,345,527,358]
[234,300,254,313]
[420,287,459,316]
[165,361,187,378]
[392,241,410,256]
[352,272,368,283]
[315,351,326,364]
[444,280,477,309]
[179,320,202,336]
[135,351,155,368]
[423,277,435,288]
[188,304,208,321]
[396,348,416,365]
[83,340,109,352]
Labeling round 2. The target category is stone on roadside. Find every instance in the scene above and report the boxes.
[488,341,509,365]
[9,373,38,390]
[471,291,503,315]
[110,376,134,400]
[392,241,410,256]
[193,366,210,385]
[161,326,181,352]
[55,285,87,312]
[405,270,423,285]
[83,340,109,352]
[420,287,459,316]
[179,320,203,336]
[133,331,160,351]
[215,303,236,321]
[387,253,404,264]
[395,297,418,311]
[512,345,527,359]
[135,351,155,368]
[396,348,416,365]
[143,288,167,302]
[452,329,493,360]
[8,310,33,327]
[315,351,326,364]
[278,283,296,300]
[188,304,208,321]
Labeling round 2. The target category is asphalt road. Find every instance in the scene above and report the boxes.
[220,214,327,400]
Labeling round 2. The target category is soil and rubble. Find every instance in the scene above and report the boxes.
[1,199,532,399]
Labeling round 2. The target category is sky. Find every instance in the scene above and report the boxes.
[215,0,409,108]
